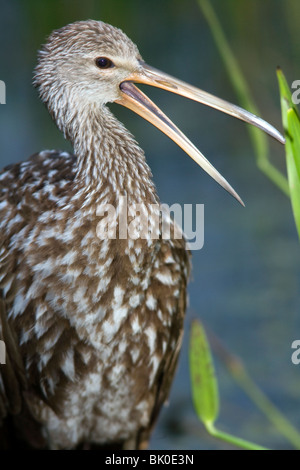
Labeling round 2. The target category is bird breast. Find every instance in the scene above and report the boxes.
[0,150,189,447]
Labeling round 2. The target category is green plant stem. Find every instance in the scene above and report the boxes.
[198,0,255,110]
[205,421,268,450]
[212,334,300,449]
[257,158,290,197]
[233,365,300,449]
[190,321,267,450]
[197,0,289,197]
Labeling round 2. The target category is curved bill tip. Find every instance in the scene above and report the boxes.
[117,81,245,206]
[115,61,286,206]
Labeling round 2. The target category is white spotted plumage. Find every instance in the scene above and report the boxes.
[0,20,190,450]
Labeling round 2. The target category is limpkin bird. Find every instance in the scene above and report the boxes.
[0,20,284,449]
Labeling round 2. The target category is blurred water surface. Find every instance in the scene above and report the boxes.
[0,0,299,450]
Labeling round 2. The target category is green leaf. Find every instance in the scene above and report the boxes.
[189,320,219,425]
[189,321,267,449]
[277,69,300,240]
[286,108,300,239]
[277,68,300,123]
[287,108,300,181]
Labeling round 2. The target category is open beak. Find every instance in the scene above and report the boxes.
[116,61,285,206]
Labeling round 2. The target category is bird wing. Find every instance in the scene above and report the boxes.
[0,293,47,449]
[0,246,26,422]
[0,159,34,423]
[137,236,190,449]
[0,151,77,448]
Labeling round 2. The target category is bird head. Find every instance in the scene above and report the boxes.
[34,20,284,205]
[34,21,142,109]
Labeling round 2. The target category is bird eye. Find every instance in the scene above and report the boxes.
[95,57,114,69]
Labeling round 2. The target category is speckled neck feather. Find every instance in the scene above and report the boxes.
[72,104,159,206]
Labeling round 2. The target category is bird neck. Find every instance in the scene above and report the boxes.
[66,104,159,207]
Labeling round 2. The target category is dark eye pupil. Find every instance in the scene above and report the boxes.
[95,57,113,69]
